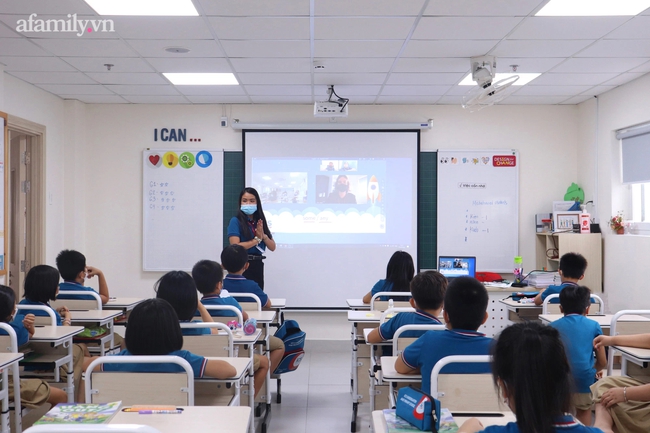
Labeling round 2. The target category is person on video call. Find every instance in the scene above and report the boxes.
[326,175,357,204]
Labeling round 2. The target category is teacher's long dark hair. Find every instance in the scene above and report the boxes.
[235,187,273,242]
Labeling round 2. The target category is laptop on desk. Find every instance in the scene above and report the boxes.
[438,256,477,280]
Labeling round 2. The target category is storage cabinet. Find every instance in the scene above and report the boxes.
[535,233,603,293]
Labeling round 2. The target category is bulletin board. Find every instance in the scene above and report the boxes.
[0,112,6,275]
[437,150,519,272]
[142,149,224,271]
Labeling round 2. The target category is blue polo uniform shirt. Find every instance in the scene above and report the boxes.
[540,282,578,303]
[227,217,267,256]
[197,294,243,317]
[180,322,211,336]
[223,274,268,306]
[58,281,100,301]
[400,329,493,394]
[550,314,603,393]
[479,415,604,433]
[378,310,442,340]
[18,299,62,326]
[101,349,208,378]
[0,314,30,346]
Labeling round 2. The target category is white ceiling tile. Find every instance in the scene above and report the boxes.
[313,73,387,85]
[0,38,51,56]
[512,85,593,96]
[315,40,404,57]
[60,95,128,104]
[0,55,76,71]
[208,17,309,40]
[581,85,617,96]
[244,85,312,96]
[237,73,311,85]
[35,84,113,95]
[8,71,95,84]
[602,72,647,86]
[185,95,252,103]
[315,0,424,16]
[494,57,564,73]
[424,0,542,17]
[112,17,213,40]
[32,38,136,57]
[250,96,312,103]
[145,57,231,73]
[630,60,650,73]
[402,40,499,57]
[393,58,469,73]
[175,85,247,96]
[493,40,593,58]
[104,85,180,96]
[386,73,465,85]
[122,95,190,104]
[0,1,96,15]
[197,0,309,16]
[413,17,521,40]
[230,58,310,73]
[561,95,593,104]
[508,17,629,40]
[86,72,167,85]
[444,85,481,96]
[220,40,310,58]
[381,85,451,96]
[346,97,376,104]
[126,39,224,58]
[530,73,619,86]
[551,58,650,73]
[376,95,442,104]
[61,57,155,73]
[576,40,650,58]
[315,17,416,40]
[435,95,464,105]
[0,22,21,37]
[604,16,650,39]
[499,95,568,104]
[314,85,381,97]
[313,58,394,73]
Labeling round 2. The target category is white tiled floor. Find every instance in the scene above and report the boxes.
[257,340,372,433]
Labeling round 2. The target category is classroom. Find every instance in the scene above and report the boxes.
[1,1,650,432]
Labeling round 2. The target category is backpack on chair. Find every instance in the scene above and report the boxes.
[272,319,306,374]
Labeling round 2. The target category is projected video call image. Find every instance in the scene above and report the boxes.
[320,160,358,172]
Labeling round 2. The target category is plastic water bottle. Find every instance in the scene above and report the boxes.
[514,256,523,284]
[388,299,394,309]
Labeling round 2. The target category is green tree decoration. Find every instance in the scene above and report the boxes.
[564,183,584,203]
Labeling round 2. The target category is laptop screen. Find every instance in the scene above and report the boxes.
[438,256,477,279]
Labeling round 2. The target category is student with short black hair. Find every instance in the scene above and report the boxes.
[534,252,588,305]
[458,322,602,433]
[56,249,111,304]
[362,251,415,304]
[395,277,492,394]
[192,259,249,321]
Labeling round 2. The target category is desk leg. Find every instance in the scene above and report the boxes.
[248,347,254,433]
[351,322,358,432]
[11,363,21,433]
[1,368,9,433]
[64,340,74,403]
[260,323,272,433]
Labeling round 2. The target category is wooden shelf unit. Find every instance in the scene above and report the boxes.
[535,233,603,293]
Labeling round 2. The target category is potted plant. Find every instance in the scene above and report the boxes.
[610,212,625,234]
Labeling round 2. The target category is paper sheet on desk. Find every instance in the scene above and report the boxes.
[484,282,511,288]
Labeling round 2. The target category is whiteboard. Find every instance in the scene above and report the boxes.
[143,149,224,271]
[436,150,518,272]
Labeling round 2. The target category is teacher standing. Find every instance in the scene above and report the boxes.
[227,187,276,290]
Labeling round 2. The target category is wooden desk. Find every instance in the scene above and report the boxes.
[499,298,542,322]
[539,314,650,335]
[372,409,516,433]
[268,298,285,326]
[104,297,145,312]
[111,406,251,433]
[347,298,370,310]
[29,326,84,402]
[0,353,24,433]
[348,310,382,323]
[70,310,122,355]
[613,346,650,377]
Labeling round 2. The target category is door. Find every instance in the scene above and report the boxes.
[9,132,32,297]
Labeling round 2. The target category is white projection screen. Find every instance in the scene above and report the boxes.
[244,130,419,308]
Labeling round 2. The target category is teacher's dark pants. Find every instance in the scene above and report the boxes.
[244,256,265,290]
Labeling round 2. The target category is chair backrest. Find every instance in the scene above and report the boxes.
[25,426,162,433]
[202,305,244,325]
[180,322,234,357]
[15,304,57,326]
[430,355,501,411]
[51,290,102,311]
[85,356,195,406]
[392,324,446,354]
[0,322,19,353]
[230,293,262,311]
[542,293,605,314]
[370,292,412,311]
[607,309,650,376]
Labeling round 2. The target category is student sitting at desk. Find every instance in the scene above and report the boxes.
[458,322,603,433]
[0,285,68,408]
[534,252,587,306]
[366,270,446,349]
[55,249,110,304]
[192,259,250,321]
[395,277,492,394]
[362,251,414,304]
[592,333,650,433]
[550,285,606,426]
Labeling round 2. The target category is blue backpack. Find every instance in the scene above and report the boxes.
[272,319,306,374]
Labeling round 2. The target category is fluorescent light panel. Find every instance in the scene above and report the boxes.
[84,0,199,16]
[459,73,541,86]
[536,0,650,16]
[164,73,239,86]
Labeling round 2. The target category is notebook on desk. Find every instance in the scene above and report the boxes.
[438,256,476,280]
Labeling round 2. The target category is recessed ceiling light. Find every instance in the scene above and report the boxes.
[536,0,650,16]
[83,0,199,16]
[163,73,239,86]
[459,73,541,86]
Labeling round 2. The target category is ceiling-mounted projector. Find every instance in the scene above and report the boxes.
[314,85,349,117]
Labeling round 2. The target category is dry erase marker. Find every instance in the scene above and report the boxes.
[138,410,183,414]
